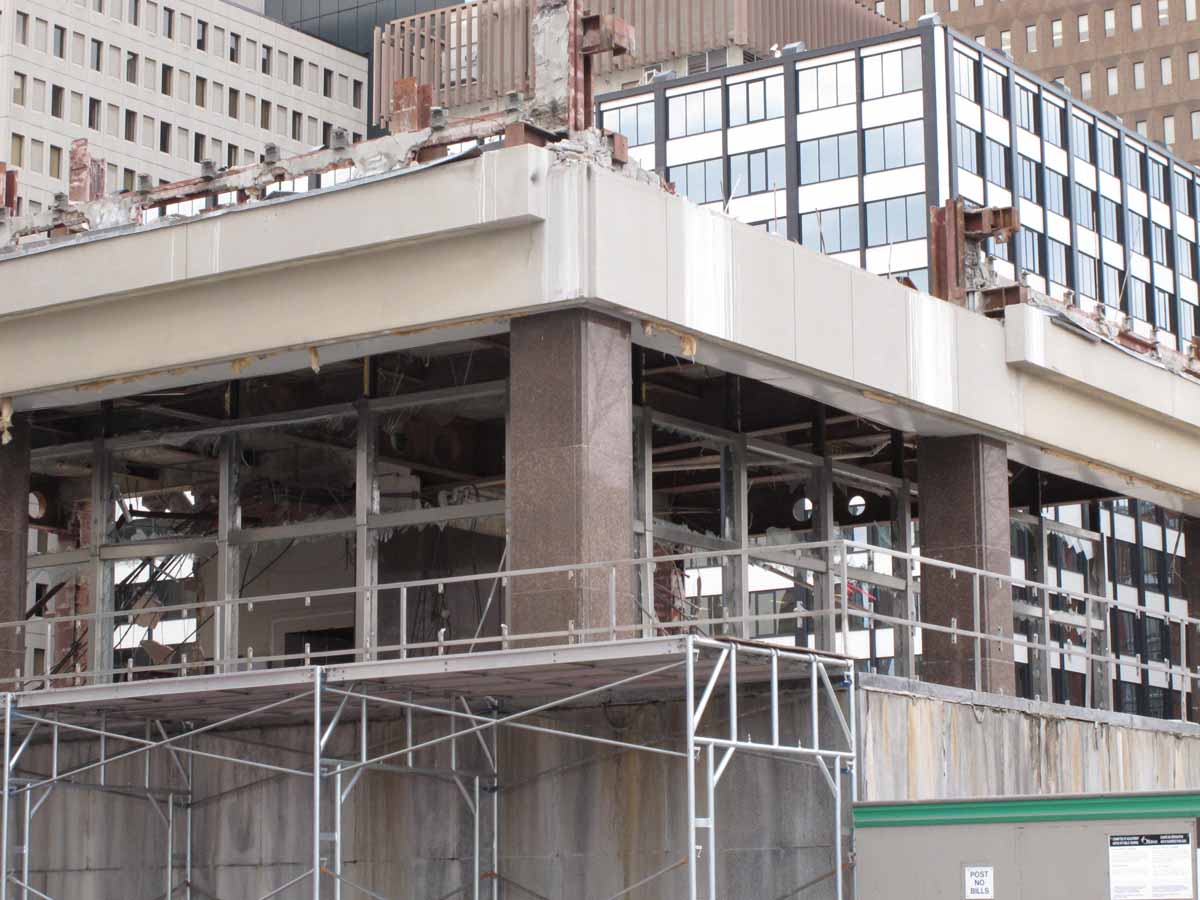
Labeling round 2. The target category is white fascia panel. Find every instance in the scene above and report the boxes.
[861,91,923,129]
[958,170,984,205]
[863,165,925,202]
[665,131,723,167]
[1075,161,1097,190]
[796,177,858,213]
[796,104,858,141]
[1099,171,1122,201]
[984,110,1009,144]
[728,118,785,155]
[1016,129,1042,161]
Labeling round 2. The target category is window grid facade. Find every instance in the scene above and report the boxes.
[599,25,1200,345]
[0,0,368,213]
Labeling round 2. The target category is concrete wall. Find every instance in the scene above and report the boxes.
[15,687,848,900]
[20,671,1200,897]
[859,675,1200,801]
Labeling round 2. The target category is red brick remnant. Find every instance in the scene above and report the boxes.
[390,78,433,133]
[0,165,16,214]
[68,139,106,203]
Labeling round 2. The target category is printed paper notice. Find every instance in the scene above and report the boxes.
[1109,834,1194,900]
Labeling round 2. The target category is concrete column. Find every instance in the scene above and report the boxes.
[0,417,30,684]
[917,435,1015,696]
[508,309,634,641]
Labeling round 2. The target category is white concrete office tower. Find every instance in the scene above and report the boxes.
[0,0,368,212]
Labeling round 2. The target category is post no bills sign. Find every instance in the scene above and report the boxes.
[964,865,995,898]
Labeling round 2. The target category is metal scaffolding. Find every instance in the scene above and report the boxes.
[0,636,855,900]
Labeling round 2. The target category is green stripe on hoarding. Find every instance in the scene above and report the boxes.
[854,794,1200,828]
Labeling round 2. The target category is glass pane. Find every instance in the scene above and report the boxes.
[798,67,818,111]
[839,133,857,177]
[800,140,819,184]
[765,75,784,118]
[902,46,923,92]
[837,60,855,103]
[749,152,766,194]
[882,51,903,94]
[801,213,820,251]
[767,146,786,190]
[885,123,904,170]
[862,54,882,101]
[730,154,748,197]
[887,196,907,242]
[747,80,764,121]
[819,136,838,182]
[637,102,655,146]
[841,206,861,251]
[907,194,927,239]
[686,92,703,135]
[821,209,840,252]
[729,84,746,127]
[703,89,721,132]
[905,120,925,165]
[865,128,884,173]
[705,158,722,202]
[867,201,886,245]
[818,65,838,108]
[668,95,685,139]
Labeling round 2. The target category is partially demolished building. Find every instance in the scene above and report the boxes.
[0,8,1199,900]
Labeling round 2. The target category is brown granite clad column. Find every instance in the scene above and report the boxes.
[508,310,635,641]
[917,435,1015,695]
[0,416,30,683]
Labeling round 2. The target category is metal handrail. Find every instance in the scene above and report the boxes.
[10,538,1197,708]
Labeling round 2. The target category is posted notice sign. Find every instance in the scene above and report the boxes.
[964,865,994,898]
[1109,834,1194,900]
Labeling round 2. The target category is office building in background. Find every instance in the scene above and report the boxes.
[1,0,368,212]
[875,0,1200,164]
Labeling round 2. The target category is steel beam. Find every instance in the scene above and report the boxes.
[215,434,241,673]
[87,442,114,681]
[355,403,378,662]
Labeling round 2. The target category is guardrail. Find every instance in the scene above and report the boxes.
[9,538,1197,713]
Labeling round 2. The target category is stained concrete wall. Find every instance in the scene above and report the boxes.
[15,687,848,900]
[859,675,1200,802]
[20,673,1200,897]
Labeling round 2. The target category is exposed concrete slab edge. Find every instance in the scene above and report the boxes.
[858,671,1200,737]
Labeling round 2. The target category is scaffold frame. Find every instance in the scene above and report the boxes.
[0,636,856,900]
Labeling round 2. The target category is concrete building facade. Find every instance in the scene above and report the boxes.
[874,0,1200,166]
[0,0,368,213]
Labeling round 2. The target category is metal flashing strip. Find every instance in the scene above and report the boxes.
[853,792,1200,828]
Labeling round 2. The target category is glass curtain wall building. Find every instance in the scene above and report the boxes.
[598,18,1200,347]
[263,0,431,53]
